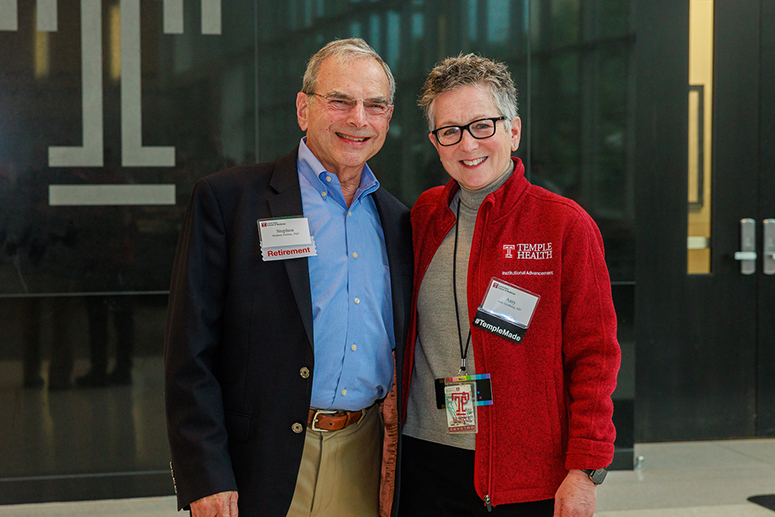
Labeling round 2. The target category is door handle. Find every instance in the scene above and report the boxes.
[734,218,756,274]
[764,219,775,275]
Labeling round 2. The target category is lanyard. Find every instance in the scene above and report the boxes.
[452,199,472,374]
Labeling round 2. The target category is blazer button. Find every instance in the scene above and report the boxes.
[300,367,310,379]
[292,422,304,434]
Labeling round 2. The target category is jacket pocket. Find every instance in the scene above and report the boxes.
[225,411,252,442]
[543,378,563,453]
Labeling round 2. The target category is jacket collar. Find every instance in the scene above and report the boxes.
[268,146,301,196]
[440,157,529,218]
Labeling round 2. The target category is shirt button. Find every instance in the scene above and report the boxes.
[300,367,310,379]
[351,344,357,351]
[354,297,360,304]
[348,211,352,217]
[291,422,304,434]
[352,252,358,259]
[321,191,327,198]
[325,175,332,182]
[342,389,347,396]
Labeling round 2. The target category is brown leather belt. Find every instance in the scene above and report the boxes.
[308,408,364,432]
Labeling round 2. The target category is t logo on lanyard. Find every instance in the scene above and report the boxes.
[450,391,470,415]
[444,382,477,433]
[435,373,493,434]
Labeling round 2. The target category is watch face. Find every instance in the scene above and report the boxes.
[587,468,607,484]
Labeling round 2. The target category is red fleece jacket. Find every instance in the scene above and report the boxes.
[402,158,620,507]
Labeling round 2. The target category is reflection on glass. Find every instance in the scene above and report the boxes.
[110,3,121,81]
[34,27,49,78]
[687,0,714,274]
[487,0,510,43]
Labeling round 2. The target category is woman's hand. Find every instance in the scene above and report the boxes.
[553,470,597,517]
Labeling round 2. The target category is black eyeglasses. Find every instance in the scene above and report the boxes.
[309,93,393,117]
[431,116,506,146]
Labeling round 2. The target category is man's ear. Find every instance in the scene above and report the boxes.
[296,92,309,132]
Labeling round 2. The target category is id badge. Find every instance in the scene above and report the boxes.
[472,277,540,343]
[435,374,493,409]
[257,216,317,261]
[444,381,478,434]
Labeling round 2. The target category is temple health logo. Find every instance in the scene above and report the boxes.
[503,243,553,259]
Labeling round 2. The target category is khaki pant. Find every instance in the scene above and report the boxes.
[287,405,382,517]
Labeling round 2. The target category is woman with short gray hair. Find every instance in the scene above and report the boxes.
[399,54,620,516]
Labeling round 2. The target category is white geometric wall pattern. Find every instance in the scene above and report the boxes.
[0,0,222,205]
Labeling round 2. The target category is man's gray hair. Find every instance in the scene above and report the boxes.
[302,38,396,104]
[418,53,518,131]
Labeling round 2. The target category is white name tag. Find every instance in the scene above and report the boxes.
[258,217,312,247]
[473,278,540,343]
[479,278,539,328]
[257,217,317,261]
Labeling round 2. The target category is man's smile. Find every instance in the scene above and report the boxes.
[336,132,370,143]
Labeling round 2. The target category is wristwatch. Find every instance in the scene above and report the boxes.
[581,468,608,485]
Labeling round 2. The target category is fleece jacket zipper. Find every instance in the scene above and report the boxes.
[472,198,495,512]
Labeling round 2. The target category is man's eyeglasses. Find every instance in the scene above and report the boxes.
[431,116,506,146]
[309,93,393,117]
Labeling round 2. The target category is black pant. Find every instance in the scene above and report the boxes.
[398,436,554,517]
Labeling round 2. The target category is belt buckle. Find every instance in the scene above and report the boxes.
[310,409,339,432]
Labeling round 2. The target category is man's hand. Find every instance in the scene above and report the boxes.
[190,491,239,517]
[553,470,596,517]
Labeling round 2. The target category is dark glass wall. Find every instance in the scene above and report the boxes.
[0,0,635,504]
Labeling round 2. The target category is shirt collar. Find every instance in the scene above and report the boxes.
[297,137,380,203]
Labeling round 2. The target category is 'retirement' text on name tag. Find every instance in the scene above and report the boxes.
[257,216,317,261]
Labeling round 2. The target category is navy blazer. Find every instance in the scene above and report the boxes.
[164,148,412,515]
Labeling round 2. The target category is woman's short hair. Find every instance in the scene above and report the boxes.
[302,38,396,104]
[418,53,518,131]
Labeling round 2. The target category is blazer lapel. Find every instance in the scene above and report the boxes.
[373,190,411,357]
[268,150,314,349]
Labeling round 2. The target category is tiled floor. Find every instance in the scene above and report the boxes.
[1,438,773,516]
[597,439,775,516]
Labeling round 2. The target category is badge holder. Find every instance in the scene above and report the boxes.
[472,277,540,343]
[443,377,478,434]
[435,373,493,434]
[257,216,317,261]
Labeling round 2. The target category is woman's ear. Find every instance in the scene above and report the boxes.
[428,131,440,152]
[510,117,522,151]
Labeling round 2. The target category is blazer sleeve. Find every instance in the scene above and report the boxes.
[164,176,237,509]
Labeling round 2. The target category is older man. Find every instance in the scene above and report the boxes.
[164,39,412,517]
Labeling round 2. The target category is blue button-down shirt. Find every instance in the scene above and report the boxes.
[297,138,395,411]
